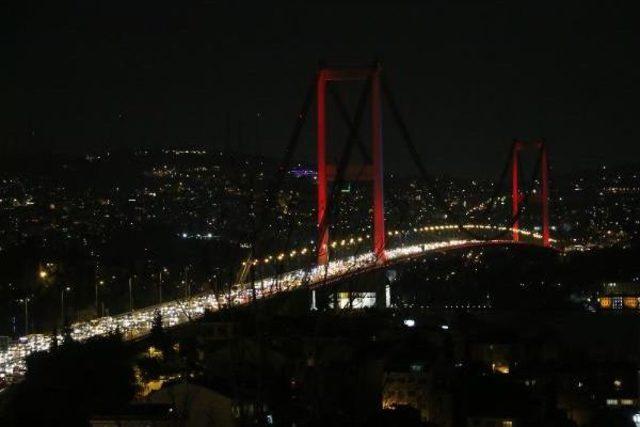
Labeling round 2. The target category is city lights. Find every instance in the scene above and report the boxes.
[238,223,554,269]
[2,3,638,423]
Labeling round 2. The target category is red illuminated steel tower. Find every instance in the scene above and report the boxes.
[511,139,550,247]
[316,64,386,265]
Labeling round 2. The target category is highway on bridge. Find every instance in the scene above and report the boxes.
[0,224,554,382]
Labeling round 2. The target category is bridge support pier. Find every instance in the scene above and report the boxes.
[385,284,391,308]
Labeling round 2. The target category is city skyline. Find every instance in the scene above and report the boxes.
[3,1,638,176]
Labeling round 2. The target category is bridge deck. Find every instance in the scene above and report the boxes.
[0,226,555,380]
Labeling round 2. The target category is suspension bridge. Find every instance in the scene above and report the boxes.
[0,62,558,379]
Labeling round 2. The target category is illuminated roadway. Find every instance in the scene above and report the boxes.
[0,224,555,381]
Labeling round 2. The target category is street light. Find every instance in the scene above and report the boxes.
[95,280,105,316]
[17,297,30,335]
[159,268,168,304]
[129,277,133,312]
[60,286,71,327]
[181,278,191,299]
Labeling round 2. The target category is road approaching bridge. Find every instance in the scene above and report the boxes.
[0,224,554,382]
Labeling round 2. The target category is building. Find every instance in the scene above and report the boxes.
[597,282,640,311]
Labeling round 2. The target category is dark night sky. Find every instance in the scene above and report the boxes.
[3,1,638,176]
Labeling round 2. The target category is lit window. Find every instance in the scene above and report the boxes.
[492,362,510,375]
[599,297,612,309]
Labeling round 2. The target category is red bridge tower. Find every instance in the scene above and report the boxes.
[511,139,550,247]
[316,64,386,265]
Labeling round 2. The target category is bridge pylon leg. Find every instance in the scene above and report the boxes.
[317,70,329,265]
[371,67,386,262]
[511,141,520,242]
[540,141,550,247]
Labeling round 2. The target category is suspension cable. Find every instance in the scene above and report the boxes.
[380,73,543,241]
